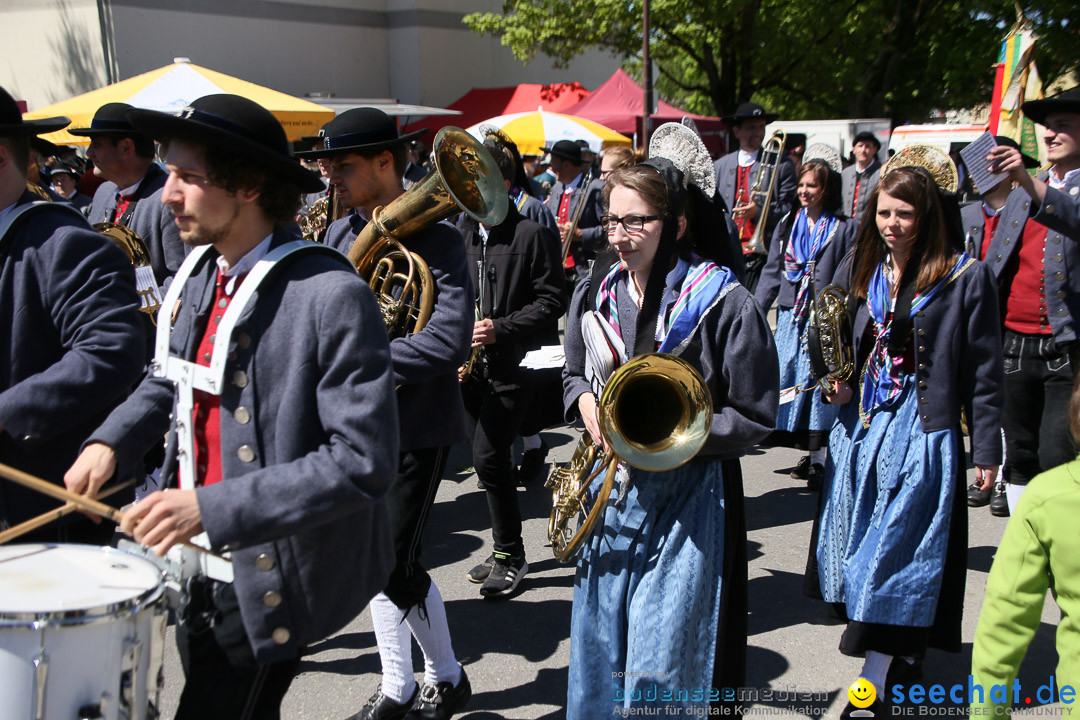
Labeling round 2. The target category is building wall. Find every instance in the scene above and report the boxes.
[4,0,621,113]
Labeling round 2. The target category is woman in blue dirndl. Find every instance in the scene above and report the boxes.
[755,155,858,487]
[810,163,1004,717]
[561,125,779,719]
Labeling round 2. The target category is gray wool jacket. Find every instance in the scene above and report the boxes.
[88,227,398,663]
[325,211,473,451]
[562,268,779,460]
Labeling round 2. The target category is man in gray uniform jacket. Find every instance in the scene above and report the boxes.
[300,107,473,720]
[74,102,186,284]
[0,86,145,545]
[987,87,1080,516]
[65,94,398,719]
[840,131,882,223]
[713,102,796,292]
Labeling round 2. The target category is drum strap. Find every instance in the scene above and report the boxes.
[152,240,337,492]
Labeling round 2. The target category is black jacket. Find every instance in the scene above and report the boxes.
[461,205,567,386]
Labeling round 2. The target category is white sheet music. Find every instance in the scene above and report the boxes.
[520,345,565,370]
[959,132,1007,194]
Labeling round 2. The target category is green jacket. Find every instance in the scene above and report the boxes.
[971,458,1080,712]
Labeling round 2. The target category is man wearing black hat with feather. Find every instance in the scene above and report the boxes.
[65,94,399,719]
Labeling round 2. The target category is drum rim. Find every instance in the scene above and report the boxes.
[0,543,167,626]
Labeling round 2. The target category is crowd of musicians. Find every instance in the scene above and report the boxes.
[1,81,1079,720]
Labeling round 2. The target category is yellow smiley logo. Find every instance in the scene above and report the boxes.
[848,678,877,708]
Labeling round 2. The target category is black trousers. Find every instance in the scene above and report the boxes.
[381,445,450,609]
[175,577,300,720]
[1001,329,1078,485]
[463,379,532,557]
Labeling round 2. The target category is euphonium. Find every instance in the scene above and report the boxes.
[346,127,507,338]
[743,130,786,256]
[806,260,854,392]
[545,353,712,562]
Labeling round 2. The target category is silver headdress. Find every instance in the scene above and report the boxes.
[803,143,842,174]
[648,122,716,198]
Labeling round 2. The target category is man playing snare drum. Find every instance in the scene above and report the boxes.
[65,94,399,719]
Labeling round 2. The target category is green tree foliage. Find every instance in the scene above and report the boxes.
[464,0,1078,122]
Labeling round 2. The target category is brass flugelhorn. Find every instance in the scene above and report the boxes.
[806,260,854,392]
[346,127,508,338]
[743,130,786,256]
[546,353,712,562]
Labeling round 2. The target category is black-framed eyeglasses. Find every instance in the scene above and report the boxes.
[601,214,661,234]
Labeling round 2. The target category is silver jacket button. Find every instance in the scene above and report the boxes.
[234,407,251,424]
[272,627,291,644]
[255,553,275,571]
[233,370,248,388]
[238,445,255,463]
[263,591,282,608]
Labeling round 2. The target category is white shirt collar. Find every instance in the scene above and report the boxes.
[737,149,757,168]
[117,180,141,198]
[217,233,273,294]
[1049,167,1080,191]
[982,200,1003,217]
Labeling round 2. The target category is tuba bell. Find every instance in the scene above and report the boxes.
[346,127,508,338]
[545,353,712,562]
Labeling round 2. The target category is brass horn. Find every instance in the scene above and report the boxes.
[743,129,786,256]
[546,353,713,562]
[346,127,508,338]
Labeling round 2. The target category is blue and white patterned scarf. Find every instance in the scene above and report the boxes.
[783,208,839,322]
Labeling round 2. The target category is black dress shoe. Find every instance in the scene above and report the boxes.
[840,698,887,718]
[353,685,418,720]
[990,481,1010,517]
[807,463,825,491]
[403,666,471,720]
[790,455,811,479]
[967,481,991,507]
[517,440,549,486]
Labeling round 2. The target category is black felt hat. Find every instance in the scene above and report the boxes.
[68,102,145,138]
[721,102,778,127]
[1021,87,1080,126]
[852,131,882,150]
[294,107,427,159]
[0,85,69,136]
[127,94,323,193]
[541,139,582,163]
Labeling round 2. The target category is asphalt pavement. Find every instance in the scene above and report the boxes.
[157,433,1064,719]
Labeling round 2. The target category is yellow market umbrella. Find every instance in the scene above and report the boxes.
[23,60,333,145]
[466,109,630,156]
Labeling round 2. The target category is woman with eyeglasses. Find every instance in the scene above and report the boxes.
[810,163,1003,717]
[561,124,779,718]
[754,154,858,489]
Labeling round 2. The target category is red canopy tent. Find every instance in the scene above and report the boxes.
[563,69,727,155]
[402,81,590,138]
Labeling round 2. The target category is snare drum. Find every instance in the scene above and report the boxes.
[0,544,167,720]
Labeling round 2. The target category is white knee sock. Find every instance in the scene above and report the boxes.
[859,650,892,696]
[370,592,417,703]
[521,434,542,452]
[809,448,827,466]
[403,583,462,686]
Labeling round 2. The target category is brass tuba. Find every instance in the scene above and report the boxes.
[94,221,162,322]
[346,127,508,338]
[806,260,854,392]
[545,353,713,562]
[742,130,786,256]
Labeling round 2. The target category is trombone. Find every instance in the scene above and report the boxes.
[743,130,786,256]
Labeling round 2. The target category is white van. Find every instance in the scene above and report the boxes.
[887,123,988,155]
[764,118,891,163]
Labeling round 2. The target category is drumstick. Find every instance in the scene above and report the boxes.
[0,463,228,561]
[0,479,135,544]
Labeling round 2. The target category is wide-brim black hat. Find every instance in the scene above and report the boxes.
[68,102,145,137]
[0,85,69,136]
[852,131,882,150]
[295,107,427,159]
[127,94,323,193]
[1022,88,1080,126]
[30,136,64,158]
[721,102,778,126]
[541,139,582,163]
